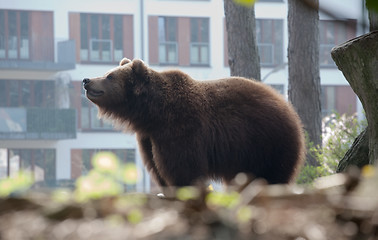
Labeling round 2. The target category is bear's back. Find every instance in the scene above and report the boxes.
[197,77,304,184]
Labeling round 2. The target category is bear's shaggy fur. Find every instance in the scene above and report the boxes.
[83,58,305,187]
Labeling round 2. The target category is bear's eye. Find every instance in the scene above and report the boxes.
[106,74,113,80]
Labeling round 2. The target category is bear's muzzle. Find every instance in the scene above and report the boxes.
[83,78,104,98]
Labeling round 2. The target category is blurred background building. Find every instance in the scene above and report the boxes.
[0,0,367,192]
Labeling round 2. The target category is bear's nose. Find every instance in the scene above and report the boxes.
[83,78,90,85]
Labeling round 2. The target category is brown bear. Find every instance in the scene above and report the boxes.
[83,58,305,188]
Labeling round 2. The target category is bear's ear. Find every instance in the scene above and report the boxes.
[120,58,131,66]
[131,59,149,96]
[131,59,148,78]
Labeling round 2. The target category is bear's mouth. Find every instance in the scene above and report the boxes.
[86,89,104,98]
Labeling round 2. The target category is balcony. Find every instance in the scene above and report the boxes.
[0,40,76,71]
[0,108,76,140]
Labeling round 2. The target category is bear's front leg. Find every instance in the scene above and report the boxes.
[136,133,168,187]
[151,138,208,187]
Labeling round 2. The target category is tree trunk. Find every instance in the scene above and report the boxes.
[368,9,378,31]
[337,129,369,172]
[331,31,378,166]
[288,0,321,166]
[224,0,261,80]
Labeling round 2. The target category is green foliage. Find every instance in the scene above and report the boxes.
[74,151,142,202]
[126,209,144,225]
[233,0,257,7]
[296,164,327,185]
[366,0,378,13]
[206,191,240,209]
[176,186,200,201]
[236,205,254,223]
[297,113,367,185]
[0,171,34,197]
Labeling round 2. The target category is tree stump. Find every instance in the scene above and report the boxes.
[337,129,369,172]
[331,31,378,167]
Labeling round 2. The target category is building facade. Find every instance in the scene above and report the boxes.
[0,0,366,192]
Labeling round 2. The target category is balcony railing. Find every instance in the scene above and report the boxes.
[0,107,76,140]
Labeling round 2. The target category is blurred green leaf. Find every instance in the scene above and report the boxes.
[206,191,240,209]
[0,171,34,197]
[105,214,125,226]
[120,163,141,185]
[116,194,148,208]
[127,209,143,224]
[74,171,122,202]
[52,189,72,203]
[92,151,120,174]
[366,0,378,13]
[176,186,200,201]
[237,206,253,223]
[233,0,257,7]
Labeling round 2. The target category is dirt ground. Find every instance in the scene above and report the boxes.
[1,170,378,240]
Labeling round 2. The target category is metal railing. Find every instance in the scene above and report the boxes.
[0,107,76,140]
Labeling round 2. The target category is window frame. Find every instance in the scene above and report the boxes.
[155,16,211,66]
[0,10,31,60]
[190,17,210,66]
[255,18,284,67]
[79,13,126,63]
[158,16,179,65]
[319,20,356,68]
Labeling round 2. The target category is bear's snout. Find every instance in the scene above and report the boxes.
[83,78,104,98]
[83,78,90,85]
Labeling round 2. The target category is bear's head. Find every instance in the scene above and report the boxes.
[83,58,152,122]
[83,58,149,104]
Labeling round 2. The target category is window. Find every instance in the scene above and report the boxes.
[0,80,55,107]
[319,20,355,67]
[158,17,178,64]
[153,16,210,66]
[0,10,30,60]
[0,149,56,186]
[81,87,113,130]
[256,19,284,66]
[80,13,126,62]
[190,18,209,65]
[321,85,356,117]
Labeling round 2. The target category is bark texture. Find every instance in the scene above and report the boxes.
[224,0,261,80]
[368,9,378,31]
[288,0,321,166]
[331,31,378,166]
[337,129,369,172]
